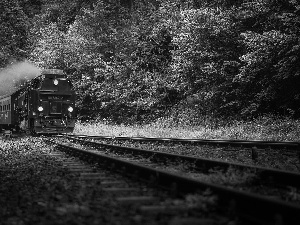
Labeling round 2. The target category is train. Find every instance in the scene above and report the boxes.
[0,69,76,134]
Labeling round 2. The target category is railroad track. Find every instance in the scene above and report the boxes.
[45,139,229,225]
[50,136,300,224]
[67,134,300,168]
[66,134,300,150]
[66,134,300,172]
[65,136,300,188]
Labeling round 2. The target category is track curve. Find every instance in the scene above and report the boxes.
[51,137,300,225]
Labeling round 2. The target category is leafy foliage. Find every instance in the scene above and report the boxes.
[0,0,29,66]
[170,5,241,117]
[236,0,300,117]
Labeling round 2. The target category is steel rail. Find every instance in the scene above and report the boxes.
[54,141,300,225]
[68,136,300,188]
[66,134,300,150]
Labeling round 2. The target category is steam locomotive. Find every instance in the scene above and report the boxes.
[0,69,76,134]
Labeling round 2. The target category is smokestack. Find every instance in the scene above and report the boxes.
[0,61,41,96]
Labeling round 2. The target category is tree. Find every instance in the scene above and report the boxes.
[26,0,300,122]
[0,0,29,67]
[236,0,300,117]
[29,23,66,68]
[170,4,241,117]
[19,0,43,18]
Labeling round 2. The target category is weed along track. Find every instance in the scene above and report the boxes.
[49,136,300,224]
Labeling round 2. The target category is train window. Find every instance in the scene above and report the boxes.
[40,78,58,91]
[8,104,10,111]
[0,105,2,112]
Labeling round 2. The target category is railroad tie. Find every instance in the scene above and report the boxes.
[68,167,93,172]
[102,187,138,192]
[102,187,139,196]
[80,172,107,177]
[79,173,112,181]
[100,181,127,187]
[116,196,159,205]
[169,217,218,225]
[139,205,188,214]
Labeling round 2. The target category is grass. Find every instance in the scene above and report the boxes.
[73,115,300,141]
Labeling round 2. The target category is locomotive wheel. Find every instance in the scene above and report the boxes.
[15,125,20,133]
[30,128,37,135]
[30,119,37,135]
[26,119,37,135]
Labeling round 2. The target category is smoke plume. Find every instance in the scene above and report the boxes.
[0,61,41,96]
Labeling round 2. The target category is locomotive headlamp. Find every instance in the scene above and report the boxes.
[68,106,74,112]
[38,106,43,112]
[53,79,59,85]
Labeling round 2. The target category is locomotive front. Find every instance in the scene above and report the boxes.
[24,69,76,134]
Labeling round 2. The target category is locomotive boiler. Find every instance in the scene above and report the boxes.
[0,69,76,134]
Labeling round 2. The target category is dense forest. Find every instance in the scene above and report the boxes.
[1,0,300,124]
